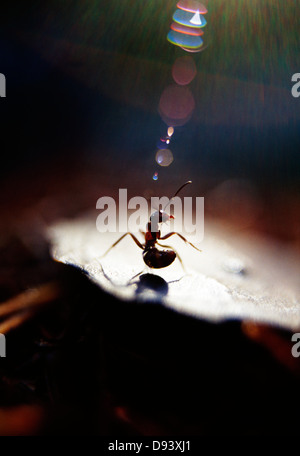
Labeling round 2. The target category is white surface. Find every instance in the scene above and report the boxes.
[47,215,300,331]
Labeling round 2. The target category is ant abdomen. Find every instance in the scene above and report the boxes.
[143,248,176,269]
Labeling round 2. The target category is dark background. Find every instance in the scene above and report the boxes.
[0,0,299,187]
[1,0,299,249]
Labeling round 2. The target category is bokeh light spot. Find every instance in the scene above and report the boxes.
[167,127,174,137]
[168,1,208,52]
[177,0,208,14]
[180,43,209,53]
[167,30,204,50]
[158,85,195,127]
[171,22,204,36]
[155,149,174,167]
[190,11,202,25]
[172,56,197,85]
[173,9,207,28]
[157,136,171,149]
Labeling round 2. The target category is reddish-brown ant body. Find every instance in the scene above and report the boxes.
[102,181,201,270]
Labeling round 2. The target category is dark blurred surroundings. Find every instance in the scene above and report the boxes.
[0,0,299,242]
[0,0,300,436]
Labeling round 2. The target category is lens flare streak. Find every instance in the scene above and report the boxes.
[177,0,208,14]
[167,1,208,52]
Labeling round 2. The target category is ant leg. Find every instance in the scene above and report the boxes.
[156,242,186,273]
[96,260,114,283]
[156,242,173,249]
[97,260,145,286]
[100,233,144,258]
[127,269,145,284]
[159,232,202,252]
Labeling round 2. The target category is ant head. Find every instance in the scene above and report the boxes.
[160,210,175,223]
[150,210,174,225]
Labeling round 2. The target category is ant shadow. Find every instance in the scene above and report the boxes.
[95,262,183,302]
[134,273,169,298]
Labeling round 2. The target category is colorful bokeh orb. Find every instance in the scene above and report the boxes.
[168,1,208,53]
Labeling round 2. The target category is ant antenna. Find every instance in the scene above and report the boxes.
[163,180,192,211]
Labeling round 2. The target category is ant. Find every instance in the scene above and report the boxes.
[101,181,201,271]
